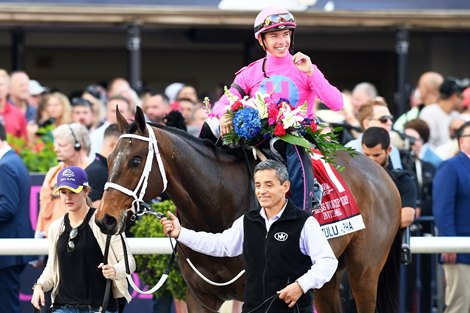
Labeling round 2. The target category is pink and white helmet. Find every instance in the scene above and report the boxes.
[254,7,297,40]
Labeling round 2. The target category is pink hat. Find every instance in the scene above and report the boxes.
[463,87,470,108]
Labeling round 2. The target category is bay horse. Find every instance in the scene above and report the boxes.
[95,106,402,313]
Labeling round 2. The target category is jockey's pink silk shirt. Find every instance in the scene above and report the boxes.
[212,52,344,118]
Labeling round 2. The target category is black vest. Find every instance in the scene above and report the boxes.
[243,201,314,313]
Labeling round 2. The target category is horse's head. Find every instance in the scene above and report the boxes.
[95,106,166,235]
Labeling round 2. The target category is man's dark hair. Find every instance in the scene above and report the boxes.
[456,121,470,141]
[362,127,390,149]
[439,78,466,100]
[0,122,6,141]
[404,118,430,143]
[254,160,289,184]
[103,123,121,140]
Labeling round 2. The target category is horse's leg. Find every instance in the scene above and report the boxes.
[184,286,225,313]
[344,238,384,313]
[314,262,346,313]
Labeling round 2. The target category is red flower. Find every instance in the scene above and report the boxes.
[231,101,243,111]
[310,122,318,133]
[274,123,286,136]
[267,106,279,125]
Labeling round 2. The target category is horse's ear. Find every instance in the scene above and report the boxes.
[116,105,129,134]
[135,106,147,133]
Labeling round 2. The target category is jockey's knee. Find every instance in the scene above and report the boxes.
[199,118,220,142]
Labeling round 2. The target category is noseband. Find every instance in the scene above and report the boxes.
[104,123,168,222]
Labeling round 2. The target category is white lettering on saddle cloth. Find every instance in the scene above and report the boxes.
[310,151,365,239]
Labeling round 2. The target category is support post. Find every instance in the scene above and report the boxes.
[11,28,25,71]
[127,22,142,92]
[395,26,410,117]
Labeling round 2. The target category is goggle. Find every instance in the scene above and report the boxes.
[254,13,296,33]
[67,227,78,253]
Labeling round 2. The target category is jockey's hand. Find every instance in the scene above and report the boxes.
[277,281,304,308]
[220,113,233,137]
[292,52,314,77]
[161,211,181,239]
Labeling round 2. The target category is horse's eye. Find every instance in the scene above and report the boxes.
[129,156,142,167]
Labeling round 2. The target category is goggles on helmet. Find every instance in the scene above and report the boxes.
[254,13,296,34]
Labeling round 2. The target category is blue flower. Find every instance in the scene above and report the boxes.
[233,108,262,140]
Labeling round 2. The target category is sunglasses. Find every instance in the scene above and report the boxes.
[71,97,93,109]
[85,84,103,100]
[254,13,296,33]
[371,115,394,124]
[67,228,78,253]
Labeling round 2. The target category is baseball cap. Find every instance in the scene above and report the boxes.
[29,80,49,96]
[54,166,89,194]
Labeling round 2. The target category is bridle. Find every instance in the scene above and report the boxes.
[104,123,168,223]
[100,123,248,312]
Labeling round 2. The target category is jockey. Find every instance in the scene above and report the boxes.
[200,7,344,211]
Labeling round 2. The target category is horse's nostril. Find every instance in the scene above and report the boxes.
[98,214,117,234]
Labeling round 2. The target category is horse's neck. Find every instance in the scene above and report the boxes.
[164,140,255,229]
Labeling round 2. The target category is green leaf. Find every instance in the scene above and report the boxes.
[279,134,310,148]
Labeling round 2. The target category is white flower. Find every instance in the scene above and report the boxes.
[255,93,268,119]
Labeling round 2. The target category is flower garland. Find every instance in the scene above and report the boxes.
[204,88,355,169]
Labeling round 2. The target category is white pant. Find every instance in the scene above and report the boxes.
[443,263,470,313]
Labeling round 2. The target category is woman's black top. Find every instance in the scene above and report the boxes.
[54,208,117,311]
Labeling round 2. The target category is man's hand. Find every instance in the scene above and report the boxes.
[292,52,314,77]
[277,281,304,308]
[401,207,415,228]
[160,211,181,238]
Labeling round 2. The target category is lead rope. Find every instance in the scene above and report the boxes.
[100,234,112,313]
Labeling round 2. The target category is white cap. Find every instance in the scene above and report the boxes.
[164,82,184,102]
[29,80,49,96]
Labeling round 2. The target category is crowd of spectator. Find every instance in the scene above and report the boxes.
[1,66,469,313]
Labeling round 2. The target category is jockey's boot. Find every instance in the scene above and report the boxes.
[312,178,323,210]
[286,145,316,212]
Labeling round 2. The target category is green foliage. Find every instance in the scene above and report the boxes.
[7,124,57,173]
[305,124,357,171]
[130,200,187,300]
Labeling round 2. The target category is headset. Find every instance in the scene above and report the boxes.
[68,124,82,151]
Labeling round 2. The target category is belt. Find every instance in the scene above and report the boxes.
[53,304,101,311]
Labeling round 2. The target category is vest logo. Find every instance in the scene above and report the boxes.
[274,232,288,241]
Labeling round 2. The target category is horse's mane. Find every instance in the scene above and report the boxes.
[126,121,244,160]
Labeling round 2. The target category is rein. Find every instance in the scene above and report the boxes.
[102,123,245,297]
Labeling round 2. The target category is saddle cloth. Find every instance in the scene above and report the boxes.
[310,149,365,239]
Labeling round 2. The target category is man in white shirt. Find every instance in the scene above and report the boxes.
[161,160,338,313]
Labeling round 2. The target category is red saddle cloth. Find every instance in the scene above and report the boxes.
[310,149,365,239]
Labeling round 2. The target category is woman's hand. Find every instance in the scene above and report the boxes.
[98,263,116,280]
[219,113,233,137]
[292,52,314,76]
[31,284,45,310]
